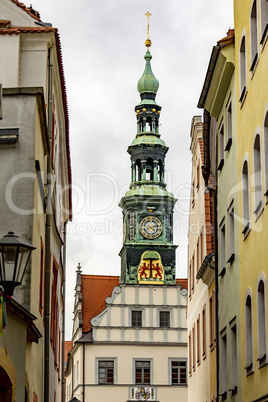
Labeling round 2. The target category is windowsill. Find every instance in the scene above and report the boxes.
[227,254,235,265]
[219,267,226,278]
[254,201,264,222]
[239,86,247,108]
[257,354,267,368]
[242,222,251,240]
[260,23,268,49]
[202,352,206,360]
[229,386,238,396]
[245,362,254,376]
[250,52,259,76]
[221,391,227,401]
[225,137,232,152]
[217,159,224,172]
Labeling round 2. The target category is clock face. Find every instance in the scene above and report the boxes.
[139,216,163,239]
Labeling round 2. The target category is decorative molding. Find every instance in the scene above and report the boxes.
[106,286,121,304]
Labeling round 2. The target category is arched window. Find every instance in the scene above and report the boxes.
[245,293,253,372]
[253,134,263,216]
[263,111,268,193]
[250,0,259,71]
[242,159,250,232]
[239,35,247,103]
[135,159,141,182]
[260,0,268,44]
[257,278,267,364]
[146,158,154,181]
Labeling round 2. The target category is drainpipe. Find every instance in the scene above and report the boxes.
[83,344,85,402]
[44,46,53,402]
[214,181,219,400]
[62,221,68,402]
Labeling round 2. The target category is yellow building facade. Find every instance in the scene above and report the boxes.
[234,0,268,400]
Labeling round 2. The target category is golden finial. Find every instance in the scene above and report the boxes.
[145,11,152,48]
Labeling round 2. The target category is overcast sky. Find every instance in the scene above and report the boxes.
[32,0,234,339]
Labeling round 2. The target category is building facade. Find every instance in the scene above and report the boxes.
[187,116,216,401]
[234,0,268,400]
[0,1,72,401]
[65,28,188,402]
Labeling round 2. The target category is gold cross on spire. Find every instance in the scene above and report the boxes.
[145,11,152,48]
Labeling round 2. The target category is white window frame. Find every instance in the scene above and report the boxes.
[250,0,259,73]
[245,289,254,374]
[239,33,247,104]
[242,157,251,235]
[95,357,117,385]
[253,132,263,220]
[260,0,268,45]
[168,358,188,386]
[133,358,153,385]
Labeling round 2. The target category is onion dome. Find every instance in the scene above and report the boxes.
[137,50,159,95]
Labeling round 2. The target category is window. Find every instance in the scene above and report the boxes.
[219,219,226,276]
[192,254,195,293]
[196,238,199,273]
[250,0,259,72]
[239,35,247,102]
[145,158,154,181]
[220,330,227,397]
[227,203,235,264]
[200,230,204,265]
[225,98,232,151]
[166,213,172,242]
[257,279,267,365]
[197,316,201,364]
[135,361,150,384]
[159,311,170,328]
[129,211,136,241]
[263,111,268,194]
[209,292,216,350]
[98,361,114,384]
[188,261,192,298]
[230,321,237,394]
[260,0,268,44]
[242,160,250,233]
[245,293,253,373]
[192,324,196,371]
[132,310,142,327]
[253,134,263,218]
[39,238,44,315]
[189,332,192,375]
[218,122,224,171]
[202,305,207,359]
[197,164,200,190]
[170,360,187,385]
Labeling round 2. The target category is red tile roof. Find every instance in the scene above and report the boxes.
[218,28,235,48]
[176,278,188,290]
[64,341,73,363]
[11,0,41,21]
[81,275,120,332]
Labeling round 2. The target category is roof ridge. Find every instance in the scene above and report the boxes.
[11,0,42,22]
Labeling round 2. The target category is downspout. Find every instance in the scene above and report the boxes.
[62,221,68,402]
[214,178,219,401]
[44,46,53,402]
[83,344,85,402]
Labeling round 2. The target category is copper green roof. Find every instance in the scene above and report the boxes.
[130,134,167,147]
[137,50,159,94]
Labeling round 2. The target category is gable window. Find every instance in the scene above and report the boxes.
[260,0,268,44]
[98,361,114,384]
[132,310,142,327]
[253,134,263,219]
[170,360,187,385]
[239,35,247,103]
[245,293,253,373]
[257,279,267,365]
[242,159,250,235]
[135,361,151,384]
[250,0,259,72]
[159,311,170,328]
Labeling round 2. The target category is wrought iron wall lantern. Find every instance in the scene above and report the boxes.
[0,231,36,296]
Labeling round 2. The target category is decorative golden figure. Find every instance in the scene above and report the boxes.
[145,11,152,48]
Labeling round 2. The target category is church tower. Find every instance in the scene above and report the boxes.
[119,13,177,285]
